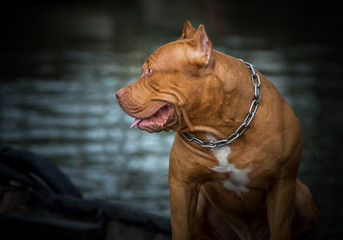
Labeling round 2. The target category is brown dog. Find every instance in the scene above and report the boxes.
[116,20,318,240]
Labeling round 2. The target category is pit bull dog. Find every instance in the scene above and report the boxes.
[116,20,318,240]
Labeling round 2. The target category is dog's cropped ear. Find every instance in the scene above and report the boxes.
[179,20,196,40]
[186,25,213,67]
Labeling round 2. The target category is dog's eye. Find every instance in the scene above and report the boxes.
[146,68,153,75]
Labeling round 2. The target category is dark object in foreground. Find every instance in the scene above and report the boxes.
[0,147,171,240]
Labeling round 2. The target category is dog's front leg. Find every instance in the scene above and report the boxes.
[266,177,297,240]
[169,178,198,240]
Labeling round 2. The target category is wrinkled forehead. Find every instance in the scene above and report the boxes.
[144,41,189,70]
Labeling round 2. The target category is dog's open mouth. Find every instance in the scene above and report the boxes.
[130,103,175,132]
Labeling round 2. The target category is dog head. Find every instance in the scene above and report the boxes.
[117,20,227,133]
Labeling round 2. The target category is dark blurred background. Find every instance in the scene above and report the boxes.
[0,0,342,239]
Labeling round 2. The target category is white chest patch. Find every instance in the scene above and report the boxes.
[206,134,250,197]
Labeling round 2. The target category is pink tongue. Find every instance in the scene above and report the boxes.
[130,118,142,128]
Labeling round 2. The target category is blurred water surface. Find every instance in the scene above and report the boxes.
[0,1,342,238]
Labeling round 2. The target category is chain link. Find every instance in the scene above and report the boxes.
[181,59,261,148]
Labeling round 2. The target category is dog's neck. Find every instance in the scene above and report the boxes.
[179,54,259,146]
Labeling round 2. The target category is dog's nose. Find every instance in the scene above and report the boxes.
[116,89,124,101]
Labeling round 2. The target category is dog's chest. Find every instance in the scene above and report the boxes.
[207,134,250,197]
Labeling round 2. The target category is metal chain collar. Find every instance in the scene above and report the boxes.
[181,59,261,148]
